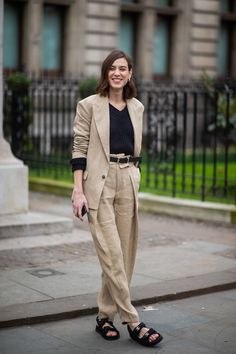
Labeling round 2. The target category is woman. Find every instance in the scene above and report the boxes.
[71,50,163,347]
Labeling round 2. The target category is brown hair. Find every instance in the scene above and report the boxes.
[96,50,137,99]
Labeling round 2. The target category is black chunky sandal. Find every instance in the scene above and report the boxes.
[127,322,163,347]
[95,316,120,341]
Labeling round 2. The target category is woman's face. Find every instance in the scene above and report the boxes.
[107,57,132,92]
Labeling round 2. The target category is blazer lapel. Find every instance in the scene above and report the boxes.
[94,95,110,162]
[127,99,142,157]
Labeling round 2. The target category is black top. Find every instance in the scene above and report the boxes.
[109,104,134,155]
[71,104,134,171]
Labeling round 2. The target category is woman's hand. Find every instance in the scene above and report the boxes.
[71,189,89,221]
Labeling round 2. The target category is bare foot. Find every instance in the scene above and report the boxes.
[96,317,119,339]
[102,321,118,337]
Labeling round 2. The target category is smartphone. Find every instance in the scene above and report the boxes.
[81,205,87,216]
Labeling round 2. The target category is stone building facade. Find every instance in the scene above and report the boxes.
[3,0,236,80]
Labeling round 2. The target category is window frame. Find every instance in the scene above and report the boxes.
[152,3,178,81]
[3,1,24,74]
[119,3,142,68]
[217,0,236,79]
[41,3,66,77]
[119,11,136,60]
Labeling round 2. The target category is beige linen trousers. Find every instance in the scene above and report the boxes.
[72,94,144,324]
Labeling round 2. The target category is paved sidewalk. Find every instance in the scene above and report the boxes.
[0,289,236,354]
[0,192,235,328]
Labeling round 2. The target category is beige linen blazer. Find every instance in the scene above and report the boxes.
[72,94,144,210]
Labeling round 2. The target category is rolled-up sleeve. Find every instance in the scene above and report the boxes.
[72,100,92,159]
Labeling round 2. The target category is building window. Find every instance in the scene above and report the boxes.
[119,13,135,57]
[119,1,142,64]
[152,0,177,79]
[3,2,22,72]
[218,23,230,76]
[42,5,64,74]
[153,16,170,76]
[217,0,236,77]
[219,0,233,13]
[121,0,136,3]
[155,0,172,7]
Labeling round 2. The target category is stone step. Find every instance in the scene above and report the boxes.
[0,212,73,238]
[0,228,91,250]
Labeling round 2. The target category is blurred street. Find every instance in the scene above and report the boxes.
[0,289,236,354]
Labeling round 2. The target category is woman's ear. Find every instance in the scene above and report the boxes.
[129,69,133,81]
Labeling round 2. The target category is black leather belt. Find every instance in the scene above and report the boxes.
[110,156,142,165]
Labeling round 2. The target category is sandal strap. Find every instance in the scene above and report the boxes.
[106,319,115,327]
[132,322,146,336]
[96,316,119,333]
[96,316,109,327]
[142,328,156,339]
[102,325,117,334]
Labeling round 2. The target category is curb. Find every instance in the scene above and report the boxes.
[139,193,236,225]
[29,177,72,197]
[1,268,236,329]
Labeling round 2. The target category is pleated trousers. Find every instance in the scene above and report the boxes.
[88,158,140,324]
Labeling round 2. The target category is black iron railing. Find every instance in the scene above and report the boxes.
[3,75,236,204]
[3,75,80,180]
[139,81,236,204]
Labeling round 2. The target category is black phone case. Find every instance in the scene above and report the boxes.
[81,205,87,216]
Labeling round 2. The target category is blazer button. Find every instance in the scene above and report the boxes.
[102,175,106,179]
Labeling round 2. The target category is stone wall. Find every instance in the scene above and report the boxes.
[84,0,119,76]
[5,0,235,80]
[190,0,220,78]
